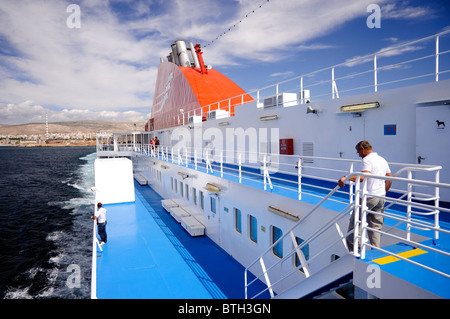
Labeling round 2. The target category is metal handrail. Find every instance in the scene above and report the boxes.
[244,172,450,299]
[90,218,98,299]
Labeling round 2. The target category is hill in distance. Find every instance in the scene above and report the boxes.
[0,120,145,135]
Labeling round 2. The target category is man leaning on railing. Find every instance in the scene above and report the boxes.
[338,140,392,251]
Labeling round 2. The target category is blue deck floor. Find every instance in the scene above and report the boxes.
[95,181,268,299]
[361,241,450,298]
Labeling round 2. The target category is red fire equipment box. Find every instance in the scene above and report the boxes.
[280,139,294,155]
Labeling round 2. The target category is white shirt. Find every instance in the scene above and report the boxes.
[361,152,391,196]
[95,207,107,224]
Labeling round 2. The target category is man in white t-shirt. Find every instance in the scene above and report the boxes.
[338,141,392,250]
[91,202,107,245]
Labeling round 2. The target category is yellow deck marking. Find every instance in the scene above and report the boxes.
[373,248,428,265]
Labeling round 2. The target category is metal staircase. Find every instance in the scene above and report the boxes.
[245,171,450,299]
[274,254,354,299]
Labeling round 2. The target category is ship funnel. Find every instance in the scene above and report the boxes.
[167,40,208,72]
[175,40,191,67]
[189,42,200,68]
[171,43,180,66]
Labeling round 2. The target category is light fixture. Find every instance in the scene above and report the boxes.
[219,121,230,126]
[259,115,278,121]
[306,105,317,114]
[340,102,379,113]
[178,172,189,179]
[268,206,300,221]
[203,183,221,193]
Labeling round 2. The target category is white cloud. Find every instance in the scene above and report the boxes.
[381,2,435,20]
[344,43,423,67]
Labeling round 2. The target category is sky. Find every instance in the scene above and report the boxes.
[0,0,449,125]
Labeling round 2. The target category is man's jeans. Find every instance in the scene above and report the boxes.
[346,197,385,251]
[97,221,107,243]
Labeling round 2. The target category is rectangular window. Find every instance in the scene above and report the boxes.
[171,177,174,191]
[210,196,217,214]
[249,215,257,244]
[199,191,204,210]
[272,226,283,258]
[294,237,310,271]
[174,178,177,193]
[180,181,184,197]
[234,208,242,234]
[192,187,197,205]
[185,184,189,200]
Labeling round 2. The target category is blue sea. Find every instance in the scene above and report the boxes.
[0,146,96,299]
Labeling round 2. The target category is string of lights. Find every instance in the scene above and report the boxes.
[203,0,271,48]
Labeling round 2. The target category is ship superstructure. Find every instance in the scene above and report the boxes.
[92,33,450,299]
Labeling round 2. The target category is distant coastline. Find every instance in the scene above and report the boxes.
[0,141,96,147]
[0,120,143,148]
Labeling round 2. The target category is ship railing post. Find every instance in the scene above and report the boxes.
[171,147,174,163]
[195,149,198,170]
[185,148,188,167]
[374,55,378,92]
[244,269,248,299]
[353,176,361,257]
[349,163,354,203]
[434,170,440,242]
[259,257,275,298]
[406,170,413,241]
[220,152,223,178]
[290,231,310,277]
[360,178,369,259]
[263,155,273,191]
[263,156,267,190]
[276,84,279,107]
[178,148,183,166]
[436,35,440,82]
[332,67,339,99]
[239,154,242,183]
[298,157,302,200]
[300,77,304,104]
[205,150,213,173]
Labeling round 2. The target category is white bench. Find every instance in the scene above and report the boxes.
[181,216,205,237]
[134,173,147,185]
[169,206,191,223]
[161,199,179,212]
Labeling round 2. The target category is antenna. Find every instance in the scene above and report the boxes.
[204,0,271,48]
[45,113,49,140]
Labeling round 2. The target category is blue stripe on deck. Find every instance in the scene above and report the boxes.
[96,182,269,299]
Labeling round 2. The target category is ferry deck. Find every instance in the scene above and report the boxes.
[91,151,450,299]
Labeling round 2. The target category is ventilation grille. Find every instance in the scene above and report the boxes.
[302,142,314,163]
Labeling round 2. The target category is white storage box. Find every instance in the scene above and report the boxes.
[181,216,205,237]
[170,206,190,223]
[134,173,147,185]
[161,199,179,212]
